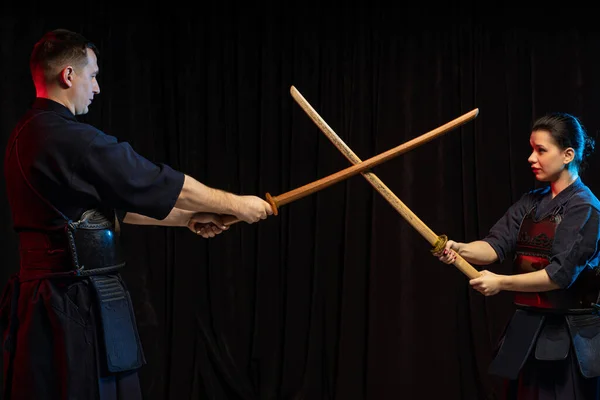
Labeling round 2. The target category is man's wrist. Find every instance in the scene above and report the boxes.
[177,209,195,227]
[220,191,239,216]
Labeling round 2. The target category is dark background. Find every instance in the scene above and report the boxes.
[2,5,600,400]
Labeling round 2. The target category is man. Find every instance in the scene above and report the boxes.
[1,28,273,399]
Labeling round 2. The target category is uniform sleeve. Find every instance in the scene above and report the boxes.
[76,132,185,220]
[545,204,600,289]
[480,193,532,263]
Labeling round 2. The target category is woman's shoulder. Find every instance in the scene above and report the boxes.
[571,181,600,211]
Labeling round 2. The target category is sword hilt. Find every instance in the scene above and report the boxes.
[265,192,279,216]
[431,234,448,254]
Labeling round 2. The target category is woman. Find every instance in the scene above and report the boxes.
[435,112,600,398]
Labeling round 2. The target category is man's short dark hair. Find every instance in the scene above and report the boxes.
[30,29,99,83]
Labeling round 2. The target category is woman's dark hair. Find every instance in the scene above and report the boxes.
[532,112,595,172]
[30,29,99,83]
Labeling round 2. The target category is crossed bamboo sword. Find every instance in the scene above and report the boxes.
[220,86,480,279]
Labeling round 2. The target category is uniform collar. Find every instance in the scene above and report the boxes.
[554,177,583,202]
[32,98,77,121]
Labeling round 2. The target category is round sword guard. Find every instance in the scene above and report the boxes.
[431,234,448,254]
[265,192,279,216]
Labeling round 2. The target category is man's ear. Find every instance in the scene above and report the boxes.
[59,66,74,88]
[564,147,575,165]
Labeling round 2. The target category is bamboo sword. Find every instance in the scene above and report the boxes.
[289,85,480,279]
[220,99,478,244]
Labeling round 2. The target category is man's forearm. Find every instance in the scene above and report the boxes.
[123,207,193,227]
[175,175,239,215]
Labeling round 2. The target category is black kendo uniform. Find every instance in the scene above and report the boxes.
[1,98,184,399]
[482,178,600,399]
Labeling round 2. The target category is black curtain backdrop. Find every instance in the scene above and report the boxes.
[2,5,600,400]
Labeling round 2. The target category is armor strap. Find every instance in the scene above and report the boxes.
[18,262,126,282]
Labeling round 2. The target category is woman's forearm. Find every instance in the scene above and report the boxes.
[453,240,499,265]
[498,269,560,292]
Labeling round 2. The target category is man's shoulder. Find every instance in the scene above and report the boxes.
[30,111,105,145]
